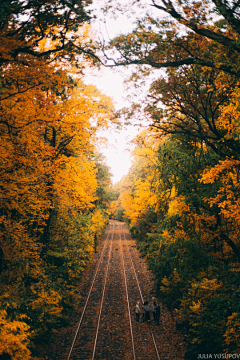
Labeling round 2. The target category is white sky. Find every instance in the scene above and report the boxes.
[85,66,141,184]
[85,7,143,184]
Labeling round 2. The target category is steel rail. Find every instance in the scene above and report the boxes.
[91,231,113,360]
[67,228,112,360]
[122,225,161,360]
[119,226,136,360]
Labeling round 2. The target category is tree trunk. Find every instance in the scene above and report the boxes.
[221,232,240,262]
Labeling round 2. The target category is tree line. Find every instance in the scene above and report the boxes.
[0,1,116,358]
[109,0,240,358]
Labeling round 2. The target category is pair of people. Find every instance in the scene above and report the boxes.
[135,300,160,325]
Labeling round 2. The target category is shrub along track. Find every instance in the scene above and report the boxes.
[40,220,186,360]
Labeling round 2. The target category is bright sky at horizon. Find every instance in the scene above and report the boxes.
[85,6,144,184]
[85,66,141,184]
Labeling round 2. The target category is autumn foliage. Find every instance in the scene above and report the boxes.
[0,2,115,358]
[109,0,240,357]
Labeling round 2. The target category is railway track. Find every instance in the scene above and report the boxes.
[67,227,113,360]
[66,221,162,360]
[119,224,161,360]
[40,220,185,360]
[121,224,186,360]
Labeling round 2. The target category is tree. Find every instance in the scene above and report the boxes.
[143,65,239,159]
[0,25,115,355]
[92,153,113,211]
[116,128,240,356]
[104,1,240,355]
[0,0,94,63]
[108,0,240,76]
[114,129,160,229]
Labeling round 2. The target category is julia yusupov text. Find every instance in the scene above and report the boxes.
[198,355,240,359]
